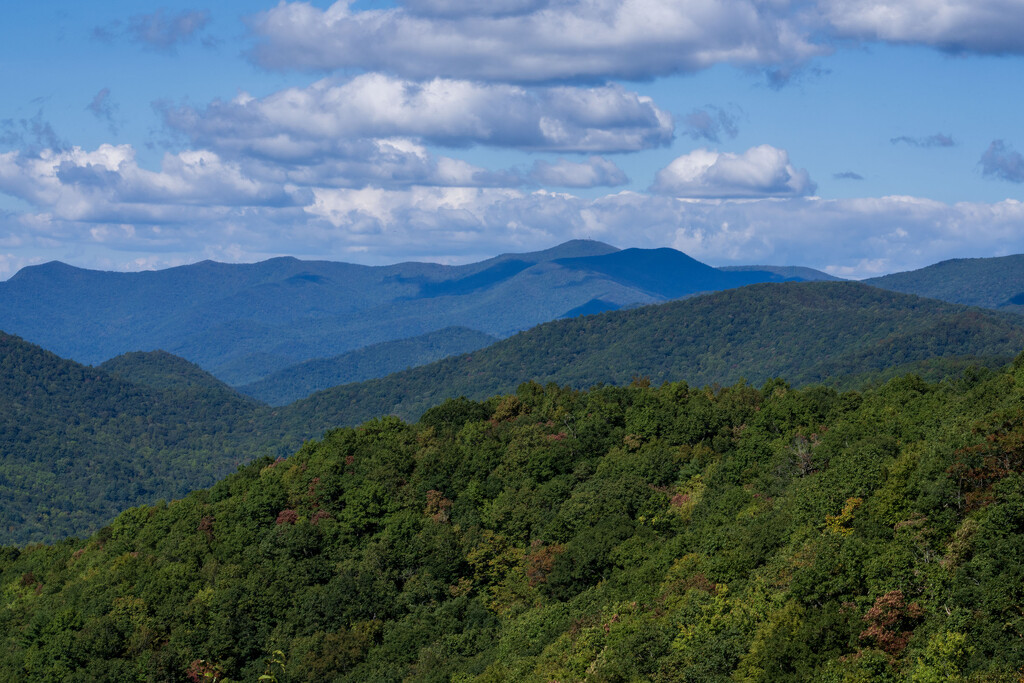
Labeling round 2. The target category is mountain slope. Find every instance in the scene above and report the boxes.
[280,281,1024,428]
[553,247,789,298]
[239,327,498,406]
[866,253,1024,310]
[5,280,1024,546]
[719,264,842,281]
[0,334,289,544]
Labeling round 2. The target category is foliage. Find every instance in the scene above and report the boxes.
[0,336,291,545]
[3,359,1024,680]
[4,279,1024,547]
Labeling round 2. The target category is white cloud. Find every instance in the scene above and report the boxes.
[822,0,1024,54]
[4,141,1024,281]
[529,157,629,188]
[247,0,825,81]
[0,145,297,223]
[164,74,673,155]
[651,145,816,198]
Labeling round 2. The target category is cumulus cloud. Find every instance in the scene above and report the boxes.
[980,140,1024,183]
[95,9,213,52]
[162,74,673,156]
[244,1,1024,84]
[529,157,629,188]
[246,0,825,82]
[651,145,816,198]
[822,0,1024,54]
[265,138,523,189]
[890,133,955,147]
[833,171,864,180]
[4,138,1017,279]
[681,105,741,143]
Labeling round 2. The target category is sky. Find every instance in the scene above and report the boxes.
[1,1,1023,279]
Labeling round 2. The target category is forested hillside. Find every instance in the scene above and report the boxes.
[281,281,1024,427]
[866,253,1024,310]
[0,336,290,545]
[3,357,1024,680]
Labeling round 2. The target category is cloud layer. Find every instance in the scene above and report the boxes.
[163,74,674,156]
[4,0,1024,282]
[3,170,1022,280]
[247,0,825,81]
[822,0,1024,54]
[247,0,1024,83]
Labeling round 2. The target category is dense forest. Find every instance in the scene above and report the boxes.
[0,335,292,545]
[3,354,1024,680]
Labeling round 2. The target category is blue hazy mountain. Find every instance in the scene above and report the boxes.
[238,326,498,406]
[0,241,828,386]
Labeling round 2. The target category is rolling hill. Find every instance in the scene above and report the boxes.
[3,353,1024,680]
[0,338,292,545]
[277,281,1024,428]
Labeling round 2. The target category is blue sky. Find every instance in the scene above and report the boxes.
[1,0,1023,279]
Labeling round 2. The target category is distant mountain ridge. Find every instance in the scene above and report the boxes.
[0,241,830,387]
[865,254,1024,311]
[238,326,498,406]
[719,264,843,281]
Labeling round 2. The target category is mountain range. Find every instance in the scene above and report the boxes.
[0,241,833,387]
[6,242,1024,679]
